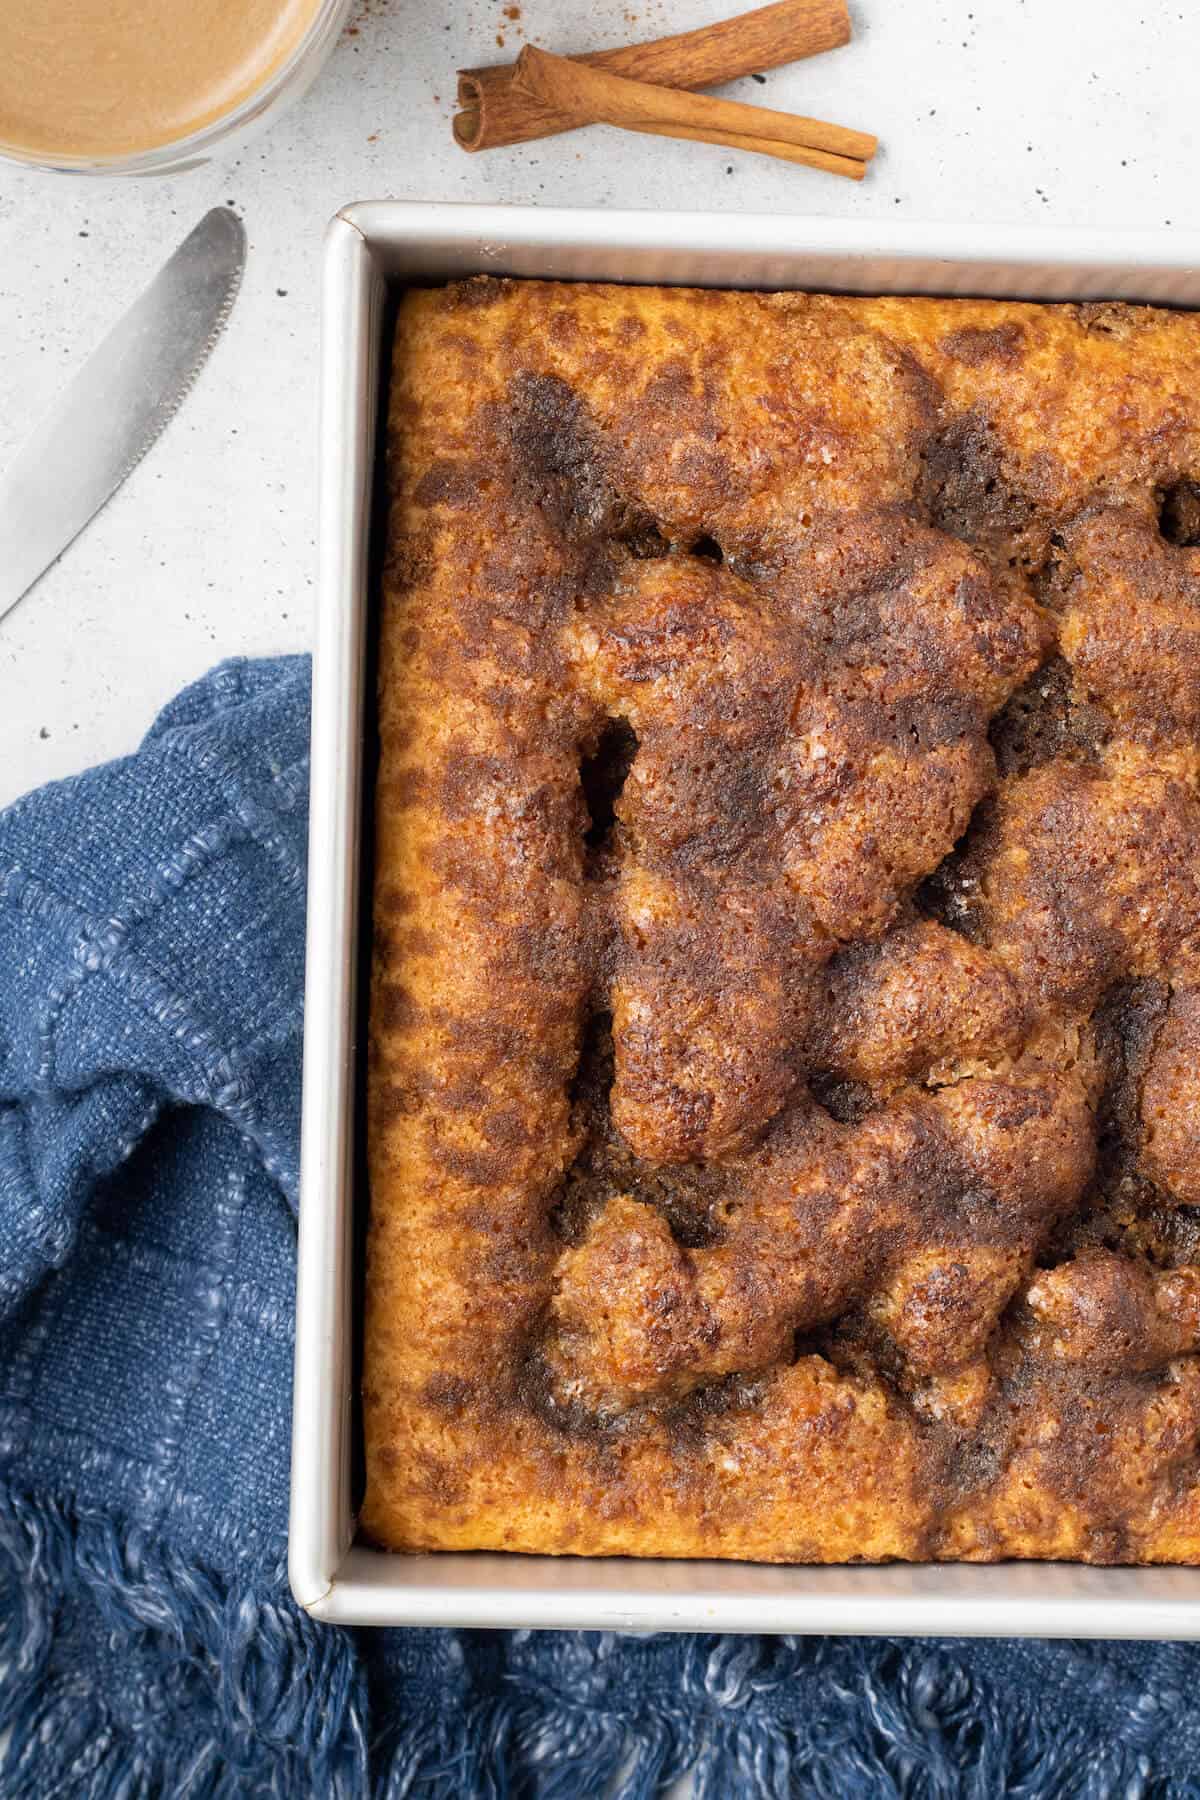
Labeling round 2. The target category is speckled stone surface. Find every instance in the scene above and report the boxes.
[0,0,1195,806]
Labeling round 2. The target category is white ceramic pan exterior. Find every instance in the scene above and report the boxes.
[291,201,1200,1633]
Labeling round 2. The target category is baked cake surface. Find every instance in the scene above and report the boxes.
[364,278,1200,1563]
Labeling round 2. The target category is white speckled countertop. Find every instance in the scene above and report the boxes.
[0,0,1195,807]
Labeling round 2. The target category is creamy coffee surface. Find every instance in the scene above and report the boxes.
[0,0,321,160]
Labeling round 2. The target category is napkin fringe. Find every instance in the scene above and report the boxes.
[0,1475,1174,1797]
[0,1484,368,1797]
[371,1632,1157,1800]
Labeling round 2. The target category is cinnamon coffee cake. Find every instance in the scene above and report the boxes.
[364,278,1200,1563]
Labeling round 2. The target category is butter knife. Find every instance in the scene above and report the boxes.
[0,206,247,623]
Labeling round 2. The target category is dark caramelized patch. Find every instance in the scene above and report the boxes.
[1129,1207,1200,1269]
[918,409,1034,551]
[424,1372,475,1411]
[622,518,670,559]
[507,370,631,541]
[444,275,506,311]
[988,656,1107,776]
[413,459,489,511]
[809,1073,878,1125]
[939,322,1025,366]
[663,1370,771,1449]
[916,830,989,940]
[1093,979,1172,1187]
[1076,301,1138,337]
[516,1348,618,1440]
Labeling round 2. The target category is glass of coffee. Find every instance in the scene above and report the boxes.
[0,0,353,174]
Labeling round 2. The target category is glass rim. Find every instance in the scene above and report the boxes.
[0,0,353,177]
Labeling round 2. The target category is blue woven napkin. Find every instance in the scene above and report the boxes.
[1,655,1199,1798]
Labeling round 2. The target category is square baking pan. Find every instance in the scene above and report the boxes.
[290,200,1200,1634]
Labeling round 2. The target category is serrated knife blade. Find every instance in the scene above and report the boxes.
[0,206,247,624]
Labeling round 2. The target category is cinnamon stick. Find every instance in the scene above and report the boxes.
[511,44,876,174]
[455,0,851,152]
[633,122,867,179]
